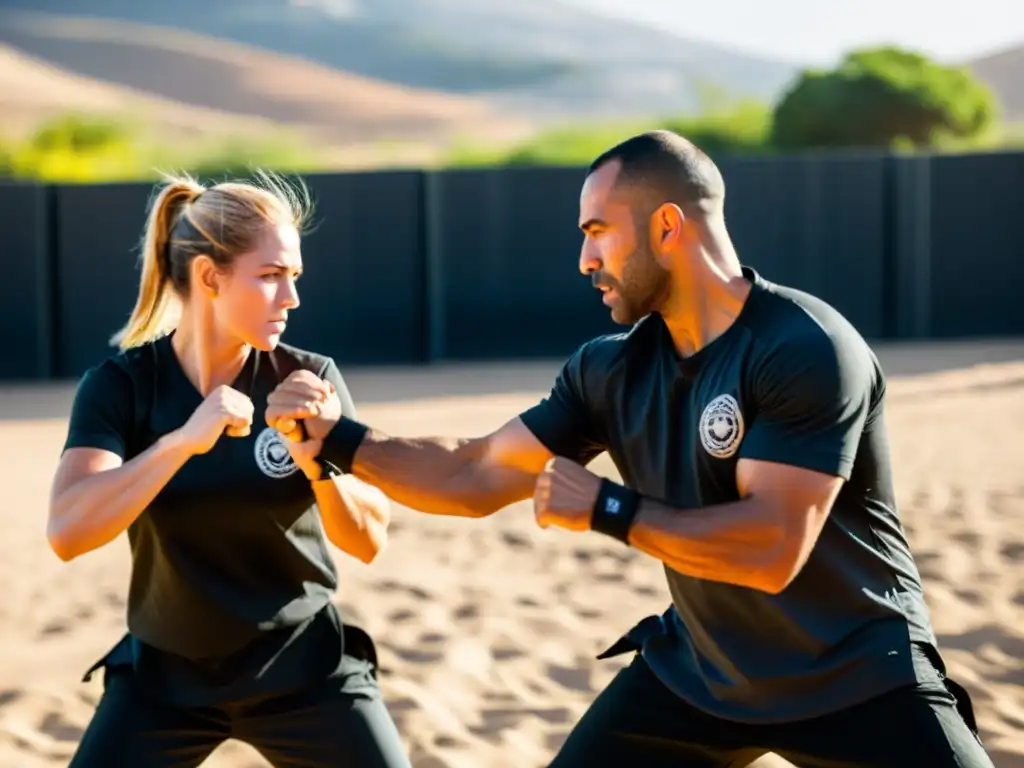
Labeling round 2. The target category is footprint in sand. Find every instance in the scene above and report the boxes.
[39,712,84,742]
[501,531,532,550]
[37,620,71,638]
[1000,542,1024,562]
[547,662,593,694]
[453,603,479,621]
[469,706,573,742]
[634,584,660,597]
[491,644,526,662]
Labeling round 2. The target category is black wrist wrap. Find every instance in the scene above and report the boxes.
[320,417,370,475]
[590,478,641,545]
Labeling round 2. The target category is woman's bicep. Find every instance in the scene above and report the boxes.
[50,448,123,505]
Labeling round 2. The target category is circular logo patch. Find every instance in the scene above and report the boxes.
[254,427,300,479]
[699,394,744,459]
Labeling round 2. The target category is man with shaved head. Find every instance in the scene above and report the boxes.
[267,131,994,767]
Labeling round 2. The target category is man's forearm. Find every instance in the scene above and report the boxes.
[323,421,533,518]
[627,497,796,593]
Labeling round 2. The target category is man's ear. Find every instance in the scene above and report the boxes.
[650,203,685,265]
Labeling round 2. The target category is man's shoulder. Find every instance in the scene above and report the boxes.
[744,283,884,398]
[570,314,662,371]
[752,283,877,363]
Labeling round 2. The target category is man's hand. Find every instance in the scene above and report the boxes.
[533,457,603,532]
[266,371,342,443]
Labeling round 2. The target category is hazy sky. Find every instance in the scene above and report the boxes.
[563,0,1021,65]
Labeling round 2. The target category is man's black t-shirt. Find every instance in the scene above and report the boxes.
[519,266,942,723]
[63,334,359,702]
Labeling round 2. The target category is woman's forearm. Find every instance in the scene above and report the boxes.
[48,431,195,561]
[314,475,390,564]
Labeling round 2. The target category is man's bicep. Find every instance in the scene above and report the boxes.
[736,458,845,511]
[481,416,556,475]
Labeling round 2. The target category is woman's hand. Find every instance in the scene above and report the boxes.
[178,385,254,455]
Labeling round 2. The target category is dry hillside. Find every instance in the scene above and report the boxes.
[0,43,294,143]
[971,44,1024,120]
[0,10,532,163]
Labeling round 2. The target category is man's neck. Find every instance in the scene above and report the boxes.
[661,256,749,359]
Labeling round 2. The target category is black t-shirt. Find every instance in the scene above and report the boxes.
[519,266,942,723]
[63,335,356,687]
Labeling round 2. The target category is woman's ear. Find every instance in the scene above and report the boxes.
[191,254,221,299]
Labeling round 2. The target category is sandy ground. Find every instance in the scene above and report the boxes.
[1,339,1023,768]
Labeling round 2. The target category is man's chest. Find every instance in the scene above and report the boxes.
[602,360,754,507]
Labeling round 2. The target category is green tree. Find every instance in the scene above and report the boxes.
[770,47,999,151]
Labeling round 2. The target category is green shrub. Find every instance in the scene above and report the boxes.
[771,46,999,150]
[1,113,323,183]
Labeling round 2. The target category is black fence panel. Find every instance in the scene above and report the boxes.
[887,155,933,339]
[283,171,428,366]
[426,166,617,361]
[0,183,52,380]
[9,150,1024,383]
[719,153,889,339]
[927,151,1024,338]
[53,182,153,378]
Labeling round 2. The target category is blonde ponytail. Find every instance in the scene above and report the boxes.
[111,175,205,349]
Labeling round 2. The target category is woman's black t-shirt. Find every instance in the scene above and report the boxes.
[63,334,362,703]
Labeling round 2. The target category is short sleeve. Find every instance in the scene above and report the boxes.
[737,333,875,480]
[518,345,605,465]
[62,361,135,459]
[317,358,358,420]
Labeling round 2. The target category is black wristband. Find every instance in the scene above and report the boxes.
[319,417,370,475]
[590,478,641,545]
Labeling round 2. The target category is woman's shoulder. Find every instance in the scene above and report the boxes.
[80,340,159,386]
[269,342,334,378]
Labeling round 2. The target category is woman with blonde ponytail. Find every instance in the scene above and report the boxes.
[110,179,204,349]
[48,172,410,768]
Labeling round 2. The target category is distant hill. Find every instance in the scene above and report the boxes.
[0,42,298,143]
[0,10,532,161]
[970,44,1024,120]
[0,0,802,120]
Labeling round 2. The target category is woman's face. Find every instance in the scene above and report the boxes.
[211,222,303,351]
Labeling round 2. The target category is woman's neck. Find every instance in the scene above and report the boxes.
[172,313,251,396]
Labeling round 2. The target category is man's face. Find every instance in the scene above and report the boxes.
[578,160,670,325]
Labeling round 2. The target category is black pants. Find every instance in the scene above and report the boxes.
[69,654,411,768]
[549,654,995,768]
